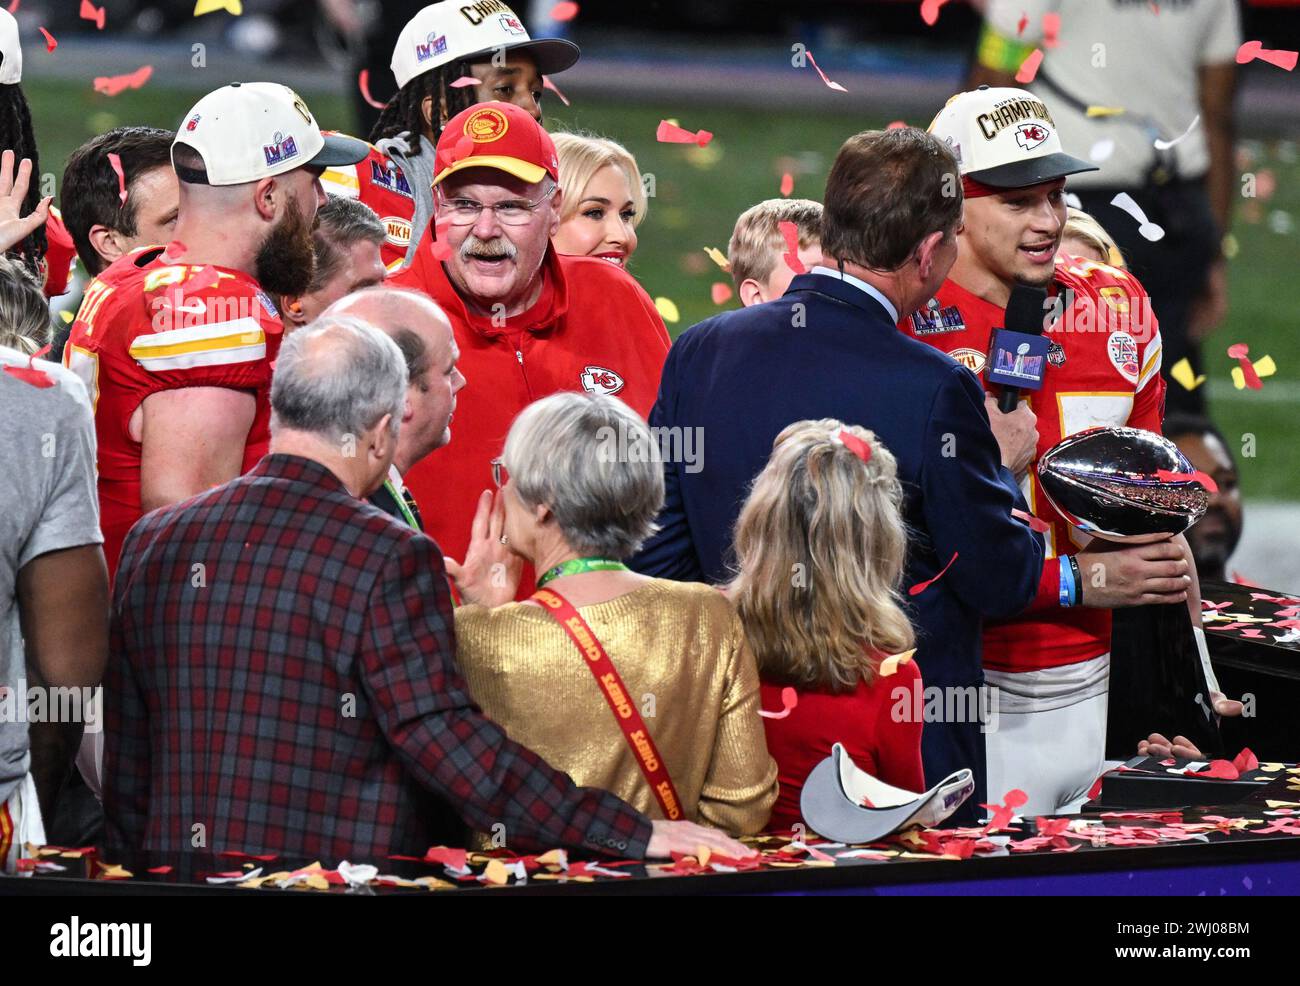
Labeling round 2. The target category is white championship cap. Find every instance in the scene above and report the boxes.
[928,85,1098,189]
[799,743,975,843]
[0,9,22,86]
[391,1,579,91]
[172,82,368,186]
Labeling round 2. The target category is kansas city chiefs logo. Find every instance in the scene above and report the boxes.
[580,365,624,396]
[1015,122,1050,151]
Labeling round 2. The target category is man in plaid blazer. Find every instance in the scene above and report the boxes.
[104,316,748,863]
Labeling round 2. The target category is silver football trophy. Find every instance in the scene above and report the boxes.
[1037,426,1208,542]
[1037,426,1222,761]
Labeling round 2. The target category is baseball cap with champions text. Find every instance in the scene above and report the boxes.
[392,1,580,91]
[928,85,1098,189]
[173,82,369,186]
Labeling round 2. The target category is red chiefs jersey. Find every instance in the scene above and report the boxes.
[390,231,671,595]
[62,247,283,582]
[43,206,79,299]
[901,255,1166,672]
[321,141,417,271]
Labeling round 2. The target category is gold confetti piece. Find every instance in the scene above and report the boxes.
[302,874,331,891]
[697,845,711,867]
[1170,357,1206,391]
[654,297,680,323]
[1223,613,1273,623]
[1265,800,1300,808]
[1260,763,1286,772]
[482,859,510,886]
[1087,105,1125,117]
[1232,355,1276,389]
[97,864,133,879]
[58,310,74,324]
[60,850,86,858]
[536,849,566,866]
[412,876,456,891]
[878,648,916,677]
[702,248,733,271]
[194,0,242,15]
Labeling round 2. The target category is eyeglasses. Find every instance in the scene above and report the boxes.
[438,191,551,226]
[491,457,509,489]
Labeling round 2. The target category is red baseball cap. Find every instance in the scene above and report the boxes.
[432,102,559,188]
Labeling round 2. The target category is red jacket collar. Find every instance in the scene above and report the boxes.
[422,244,571,340]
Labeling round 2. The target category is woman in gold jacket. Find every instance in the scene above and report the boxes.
[445,392,778,836]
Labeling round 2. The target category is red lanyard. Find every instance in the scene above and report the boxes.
[531,587,683,820]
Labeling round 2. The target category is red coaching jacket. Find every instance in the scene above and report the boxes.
[391,231,671,580]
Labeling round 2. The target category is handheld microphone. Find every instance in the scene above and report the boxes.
[989,285,1051,413]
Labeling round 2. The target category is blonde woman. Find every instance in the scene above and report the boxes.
[1060,207,1127,269]
[0,255,52,355]
[551,133,645,269]
[729,419,923,832]
[446,391,778,836]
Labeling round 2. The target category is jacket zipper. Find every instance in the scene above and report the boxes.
[513,339,535,400]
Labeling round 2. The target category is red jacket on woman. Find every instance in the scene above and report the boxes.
[761,658,926,833]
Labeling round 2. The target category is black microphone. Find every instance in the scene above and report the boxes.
[991,285,1050,413]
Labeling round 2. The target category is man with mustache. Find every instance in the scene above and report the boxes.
[391,101,669,591]
[62,83,368,581]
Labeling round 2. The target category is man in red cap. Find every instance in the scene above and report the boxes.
[391,100,669,588]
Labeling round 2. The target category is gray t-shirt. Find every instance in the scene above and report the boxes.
[0,345,102,805]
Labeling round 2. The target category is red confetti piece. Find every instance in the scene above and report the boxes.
[1086,774,1104,801]
[79,0,105,30]
[161,240,188,262]
[980,788,1028,834]
[1016,48,1044,84]
[1236,40,1298,72]
[542,75,571,106]
[217,850,278,860]
[1017,12,1028,35]
[886,120,909,130]
[449,76,480,88]
[550,1,579,21]
[920,0,951,27]
[93,65,153,97]
[1184,759,1240,780]
[778,220,806,275]
[357,69,387,109]
[710,282,732,305]
[39,26,56,52]
[1011,508,1051,533]
[656,120,713,147]
[147,865,173,874]
[7,1,17,14]
[759,686,797,720]
[1035,816,1071,836]
[431,218,454,262]
[779,172,794,196]
[836,429,874,464]
[424,845,468,870]
[1231,570,1261,588]
[1042,12,1061,48]
[909,551,958,596]
[106,152,127,206]
[1227,342,1264,390]
[805,51,847,93]
[3,343,56,389]
[1155,468,1219,494]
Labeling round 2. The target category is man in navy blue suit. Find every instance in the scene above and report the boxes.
[630,128,1045,822]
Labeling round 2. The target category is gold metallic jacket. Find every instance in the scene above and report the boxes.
[455,579,778,835]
